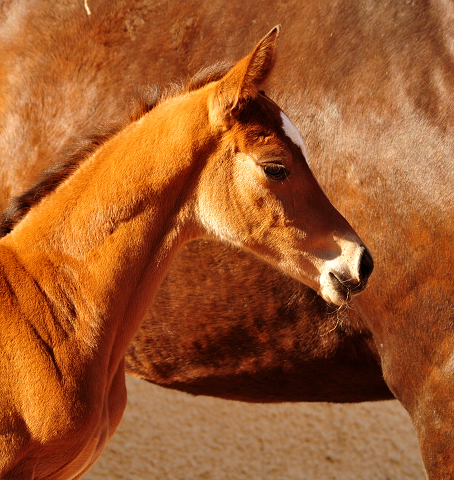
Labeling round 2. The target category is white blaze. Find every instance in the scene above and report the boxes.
[280,111,307,158]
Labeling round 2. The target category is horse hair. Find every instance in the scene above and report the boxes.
[0,62,233,238]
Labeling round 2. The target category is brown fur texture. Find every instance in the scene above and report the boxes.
[1,1,454,477]
[0,28,370,479]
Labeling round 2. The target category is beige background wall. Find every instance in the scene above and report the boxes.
[84,375,426,480]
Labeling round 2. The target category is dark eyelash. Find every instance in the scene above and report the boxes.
[262,164,288,181]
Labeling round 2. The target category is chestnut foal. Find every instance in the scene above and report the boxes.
[0,27,371,479]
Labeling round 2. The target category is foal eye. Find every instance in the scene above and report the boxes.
[263,164,288,181]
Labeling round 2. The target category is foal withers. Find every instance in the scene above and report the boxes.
[0,27,372,479]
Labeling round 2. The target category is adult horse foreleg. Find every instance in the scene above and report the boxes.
[415,385,454,478]
[374,324,454,479]
[401,359,454,479]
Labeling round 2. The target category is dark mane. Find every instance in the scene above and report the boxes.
[0,62,233,238]
[187,61,233,91]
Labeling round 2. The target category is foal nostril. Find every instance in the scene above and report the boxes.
[359,247,374,283]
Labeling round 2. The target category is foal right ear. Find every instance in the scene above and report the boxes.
[209,25,280,129]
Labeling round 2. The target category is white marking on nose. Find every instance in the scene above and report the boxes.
[280,111,307,158]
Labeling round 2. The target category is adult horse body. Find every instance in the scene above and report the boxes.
[0,1,453,478]
[0,29,371,479]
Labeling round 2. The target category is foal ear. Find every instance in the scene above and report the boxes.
[209,25,280,128]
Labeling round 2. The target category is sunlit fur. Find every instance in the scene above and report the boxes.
[3,2,454,478]
[0,27,372,479]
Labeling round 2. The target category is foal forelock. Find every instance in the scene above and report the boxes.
[0,63,236,238]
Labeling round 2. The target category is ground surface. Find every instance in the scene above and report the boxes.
[83,376,426,480]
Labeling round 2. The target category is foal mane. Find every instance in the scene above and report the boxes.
[0,62,232,238]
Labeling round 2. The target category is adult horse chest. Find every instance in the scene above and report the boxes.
[0,28,371,479]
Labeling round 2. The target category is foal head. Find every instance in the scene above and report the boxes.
[192,26,373,305]
[0,26,372,309]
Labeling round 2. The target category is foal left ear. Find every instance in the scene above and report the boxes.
[209,25,280,128]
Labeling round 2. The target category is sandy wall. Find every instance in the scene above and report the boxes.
[83,375,426,480]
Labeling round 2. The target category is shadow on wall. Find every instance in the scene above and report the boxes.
[84,376,425,480]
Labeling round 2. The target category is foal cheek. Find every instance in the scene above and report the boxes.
[269,181,297,225]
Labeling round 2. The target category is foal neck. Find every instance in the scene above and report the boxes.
[1,91,213,356]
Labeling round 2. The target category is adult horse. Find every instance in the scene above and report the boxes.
[0,29,372,478]
[0,0,452,478]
